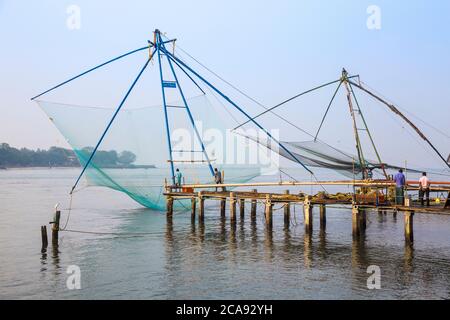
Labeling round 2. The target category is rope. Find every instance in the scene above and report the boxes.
[59,193,73,231]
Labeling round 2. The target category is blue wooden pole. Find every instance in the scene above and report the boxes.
[159,34,215,177]
[156,33,176,185]
[161,47,314,175]
[70,54,153,193]
[31,46,149,100]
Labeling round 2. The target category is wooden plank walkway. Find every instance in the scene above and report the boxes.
[163,179,450,244]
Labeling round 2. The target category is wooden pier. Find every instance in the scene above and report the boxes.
[164,179,450,244]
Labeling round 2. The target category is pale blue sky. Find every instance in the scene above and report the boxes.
[0,0,449,169]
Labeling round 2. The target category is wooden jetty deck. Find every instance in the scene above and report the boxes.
[164,179,450,244]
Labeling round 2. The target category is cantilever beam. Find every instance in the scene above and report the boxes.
[349,80,450,170]
[161,46,315,175]
[31,46,149,100]
[232,75,359,131]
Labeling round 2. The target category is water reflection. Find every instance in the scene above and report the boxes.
[303,232,312,268]
[53,205,448,299]
[264,226,274,262]
[351,233,368,268]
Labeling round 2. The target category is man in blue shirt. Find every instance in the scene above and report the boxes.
[393,169,406,205]
[175,168,182,191]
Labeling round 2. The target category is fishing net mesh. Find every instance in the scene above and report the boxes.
[37,95,263,210]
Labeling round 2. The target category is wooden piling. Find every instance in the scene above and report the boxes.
[220,198,226,217]
[230,192,236,222]
[250,189,257,221]
[265,194,273,227]
[404,211,414,243]
[284,190,290,227]
[198,192,205,221]
[319,204,326,230]
[52,210,60,246]
[191,197,196,221]
[239,198,245,220]
[377,209,383,217]
[352,204,360,238]
[360,207,367,231]
[303,196,313,233]
[41,225,48,252]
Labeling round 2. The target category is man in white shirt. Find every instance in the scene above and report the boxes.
[419,172,430,206]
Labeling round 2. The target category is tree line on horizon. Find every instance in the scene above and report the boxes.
[0,143,137,168]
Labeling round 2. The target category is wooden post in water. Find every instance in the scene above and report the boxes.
[220,198,226,217]
[166,196,174,221]
[319,204,326,230]
[352,204,359,237]
[265,194,273,227]
[251,189,257,221]
[41,225,48,252]
[52,210,61,246]
[229,192,236,222]
[198,191,205,221]
[378,208,383,218]
[303,196,313,233]
[359,207,367,231]
[239,198,245,220]
[284,190,290,227]
[404,211,414,243]
[191,197,196,221]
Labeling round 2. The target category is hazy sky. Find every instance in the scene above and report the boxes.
[0,0,449,169]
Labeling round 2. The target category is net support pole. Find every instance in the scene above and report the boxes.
[70,54,153,194]
[349,80,450,170]
[159,32,214,177]
[348,81,388,179]
[161,47,314,175]
[314,80,343,141]
[232,75,359,131]
[342,69,367,179]
[31,46,149,100]
[156,33,176,185]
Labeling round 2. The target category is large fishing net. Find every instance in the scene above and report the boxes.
[34,33,450,211]
[37,94,269,210]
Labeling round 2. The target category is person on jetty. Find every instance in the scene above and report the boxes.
[393,169,406,205]
[214,168,225,192]
[419,172,431,206]
[175,168,182,191]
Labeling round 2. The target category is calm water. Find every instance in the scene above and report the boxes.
[1,168,450,299]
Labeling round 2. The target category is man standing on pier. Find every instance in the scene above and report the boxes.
[394,169,406,205]
[175,168,183,191]
[214,168,225,192]
[419,172,431,206]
